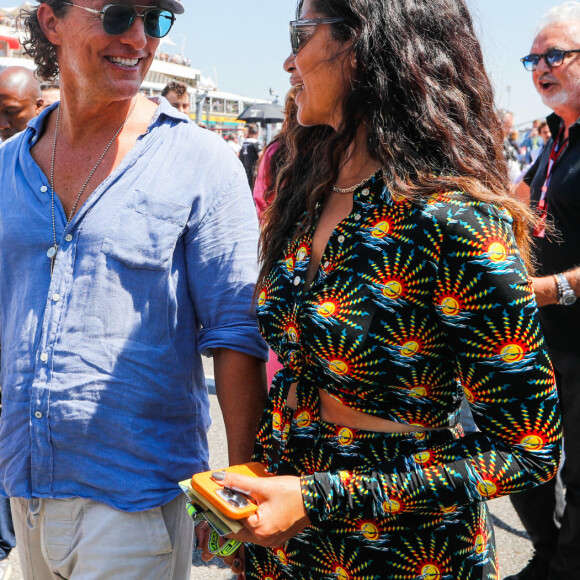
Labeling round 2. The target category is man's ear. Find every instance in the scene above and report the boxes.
[37,2,64,46]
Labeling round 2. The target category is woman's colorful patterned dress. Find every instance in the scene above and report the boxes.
[247,172,561,580]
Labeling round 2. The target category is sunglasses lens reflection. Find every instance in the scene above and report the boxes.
[102,5,174,38]
[290,25,315,55]
[546,51,564,67]
[144,10,174,38]
[522,56,538,71]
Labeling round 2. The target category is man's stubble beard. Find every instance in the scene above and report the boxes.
[541,74,580,113]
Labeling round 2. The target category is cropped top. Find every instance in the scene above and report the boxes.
[254,172,561,521]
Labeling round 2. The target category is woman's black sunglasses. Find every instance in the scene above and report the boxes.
[520,49,580,71]
[62,3,175,38]
[289,17,346,55]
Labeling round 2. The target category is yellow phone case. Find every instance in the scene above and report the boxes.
[190,462,271,520]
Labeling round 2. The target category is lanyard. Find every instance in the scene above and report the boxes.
[533,125,569,238]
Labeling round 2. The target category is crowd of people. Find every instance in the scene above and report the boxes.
[502,113,554,183]
[0,1,577,580]
[0,14,18,29]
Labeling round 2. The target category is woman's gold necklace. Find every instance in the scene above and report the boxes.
[332,168,383,194]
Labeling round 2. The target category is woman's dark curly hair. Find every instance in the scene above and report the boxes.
[21,1,71,81]
[258,0,536,291]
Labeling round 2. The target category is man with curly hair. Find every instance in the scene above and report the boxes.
[161,80,190,115]
[0,1,267,578]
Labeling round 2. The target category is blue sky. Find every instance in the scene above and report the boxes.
[0,1,564,124]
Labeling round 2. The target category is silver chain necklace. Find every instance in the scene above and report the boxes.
[47,99,137,275]
[332,168,383,194]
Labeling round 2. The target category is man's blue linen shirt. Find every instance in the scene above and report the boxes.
[0,100,268,511]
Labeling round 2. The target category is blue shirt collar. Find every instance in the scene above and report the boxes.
[27,97,190,141]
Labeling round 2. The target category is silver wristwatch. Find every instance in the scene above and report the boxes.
[554,273,577,306]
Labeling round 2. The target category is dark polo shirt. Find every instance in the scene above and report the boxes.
[524,112,580,353]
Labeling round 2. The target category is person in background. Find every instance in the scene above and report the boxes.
[0,382,15,578]
[521,119,544,164]
[502,110,525,181]
[509,129,522,153]
[509,3,580,579]
[0,490,14,579]
[538,120,552,144]
[161,79,190,115]
[239,123,261,189]
[528,120,551,165]
[226,132,242,156]
[252,141,279,217]
[200,0,561,578]
[39,82,60,110]
[252,89,297,219]
[0,1,267,579]
[0,66,43,141]
[516,123,552,182]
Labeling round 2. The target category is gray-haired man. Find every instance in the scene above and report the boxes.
[509,3,580,579]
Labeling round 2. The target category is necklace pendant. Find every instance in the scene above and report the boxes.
[47,245,58,276]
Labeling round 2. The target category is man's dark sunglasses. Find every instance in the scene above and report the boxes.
[289,17,346,55]
[520,49,580,71]
[62,3,175,38]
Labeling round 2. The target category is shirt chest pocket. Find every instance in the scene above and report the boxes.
[101,189,191,271]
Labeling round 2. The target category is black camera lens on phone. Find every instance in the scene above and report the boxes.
[217,487,251,509]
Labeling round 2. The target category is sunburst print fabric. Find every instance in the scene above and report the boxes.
[247,172,561,579]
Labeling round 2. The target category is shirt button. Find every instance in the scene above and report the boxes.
[362,189,370,196]
[40,353,48,362]
[34,411,43,419]
[354,214,361,221]
[65,234,73,242]
[52,293,60,302]
[293,276,301,286]
[337,235,346,243]
[40,186,48,193]
[323,261,330,268]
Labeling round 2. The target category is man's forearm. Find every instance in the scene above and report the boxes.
[213,348,267,466]
[532,266,580,307]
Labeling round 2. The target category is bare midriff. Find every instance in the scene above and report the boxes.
[287,382,443,433]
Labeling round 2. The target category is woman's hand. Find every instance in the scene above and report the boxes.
[214,471,311,548]
[195,520,245,579]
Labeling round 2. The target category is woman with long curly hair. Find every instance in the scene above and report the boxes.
[201,0,561,578]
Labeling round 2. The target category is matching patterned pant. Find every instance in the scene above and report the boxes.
[246,417,498,580]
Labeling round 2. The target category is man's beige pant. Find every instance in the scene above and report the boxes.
[10,494,193,580]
